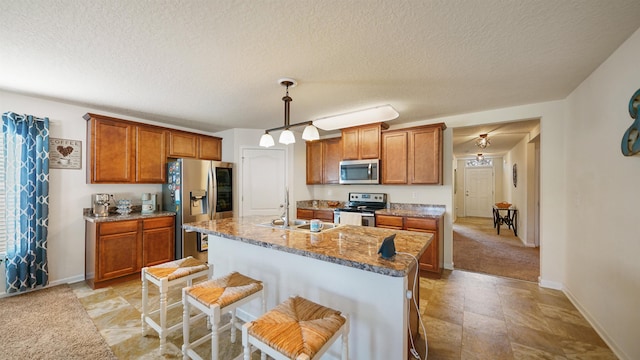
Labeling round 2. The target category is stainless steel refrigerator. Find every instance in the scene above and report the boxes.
[162,158,233,262]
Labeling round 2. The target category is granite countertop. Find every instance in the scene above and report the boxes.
[183,216,431,277]
[375,205,445,218]
[83,210,176,223]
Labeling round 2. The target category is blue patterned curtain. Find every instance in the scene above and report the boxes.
[2,112,49,293]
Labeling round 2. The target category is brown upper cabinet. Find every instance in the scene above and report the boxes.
[306,137,342,184]
[85,113,166,184]
[381,123,445,185]
[167,130,222,161]
[341,123,388,160]
[85,113,222,184]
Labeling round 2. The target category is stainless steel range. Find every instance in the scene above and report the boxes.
[333,192,387,226]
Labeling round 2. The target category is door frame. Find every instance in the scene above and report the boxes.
[463,165,495,217]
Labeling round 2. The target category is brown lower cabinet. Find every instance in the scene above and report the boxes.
[296,208,335,222]
[375,214,443,274]
[85,215,175,289]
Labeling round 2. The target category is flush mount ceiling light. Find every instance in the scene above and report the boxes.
[312,104,399,131]
[476,133,491,149]
[259,78,320,147]
[476,153,485,161]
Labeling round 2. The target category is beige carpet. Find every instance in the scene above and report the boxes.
[0,284,117,360]
[453,216,540,282]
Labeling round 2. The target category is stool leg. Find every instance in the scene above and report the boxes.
[242,323,251,360]
[342,314,349,360]
[211,306,220,360]
[182,289,190,360]
[159,278,168,354]
[141,269,148,335]
[230,310,237,343]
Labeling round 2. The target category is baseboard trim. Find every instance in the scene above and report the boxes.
[538,278,563,290]
[563,286,630,360]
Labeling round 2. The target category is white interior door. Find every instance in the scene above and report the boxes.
[241,148,286,216]
[465,167,494,217]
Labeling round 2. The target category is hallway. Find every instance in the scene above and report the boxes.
[453,216,539,282]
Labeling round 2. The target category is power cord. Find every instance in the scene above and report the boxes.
[396,251,428,360]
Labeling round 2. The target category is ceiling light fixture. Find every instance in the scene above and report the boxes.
[476,133,491,149]
[259,78,320,147]
[312,104,399,131]
[476,153,485,161]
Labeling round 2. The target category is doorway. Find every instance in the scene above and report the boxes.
[452,119,540,281]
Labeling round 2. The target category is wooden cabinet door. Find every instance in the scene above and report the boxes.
[97,222,139,281]
[381,131,408,184]
[136,125,167,183]
[306,141,323,184]
[88,117,134,183]
[168,130,198,158]
[405,217,439,272]
[359,124,381,159]
[322,138,342,184]
[142,217,175,267]
[409,126,442,184]
[199,136,222,160]
[341,128,360,160]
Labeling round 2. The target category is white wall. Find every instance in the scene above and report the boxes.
[0,90,213,285]
[563,27,640,360]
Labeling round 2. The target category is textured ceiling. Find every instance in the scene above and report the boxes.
[2,1,640,137]
[453,119,540,157]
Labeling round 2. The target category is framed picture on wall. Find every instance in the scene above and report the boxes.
[513,163,518,187]
[50,138,82,169]
[197,233,209,252]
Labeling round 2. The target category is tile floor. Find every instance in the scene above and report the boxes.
[71,270,617,359]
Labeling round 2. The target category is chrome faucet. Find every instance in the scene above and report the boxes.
[280,186,290,228]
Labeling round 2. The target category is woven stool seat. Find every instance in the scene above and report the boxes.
[243,296,349,360]
[187,271,263,308]
[146,256,209,281]
[182,271,265,360]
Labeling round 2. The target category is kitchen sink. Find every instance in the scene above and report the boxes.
[256,219,341,232]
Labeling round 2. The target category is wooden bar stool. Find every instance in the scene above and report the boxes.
[242,296,349,360]
[182,271,265,360]
[141,256,212,354]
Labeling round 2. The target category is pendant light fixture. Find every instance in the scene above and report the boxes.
[259,78,320,147]
[476,133,491,149]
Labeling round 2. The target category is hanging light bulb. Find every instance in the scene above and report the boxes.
[259,132,275,147]
[279,129,296,145]
[301,124,320,141]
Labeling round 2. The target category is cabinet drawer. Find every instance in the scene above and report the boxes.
[99,220,138,235]
[143,216,175,230]
[297,209,314,220]
[376,215,404,228]
[405,217,437,231]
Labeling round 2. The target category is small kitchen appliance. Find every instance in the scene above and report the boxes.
[141,193,157,214]
[333,192,387,226]
[92,193,110,217]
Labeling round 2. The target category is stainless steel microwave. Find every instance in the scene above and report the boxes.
[339,159,379,184]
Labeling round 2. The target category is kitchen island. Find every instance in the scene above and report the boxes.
[183,215,431,360]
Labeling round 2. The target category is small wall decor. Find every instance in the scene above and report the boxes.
[50,138,82,169]
[621,88,640,156]
[513,163,518,187]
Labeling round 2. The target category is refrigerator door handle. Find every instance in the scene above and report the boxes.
[208,164,217,220]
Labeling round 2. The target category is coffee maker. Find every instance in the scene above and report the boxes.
[141,193,157,214]
[92,193,110,217]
